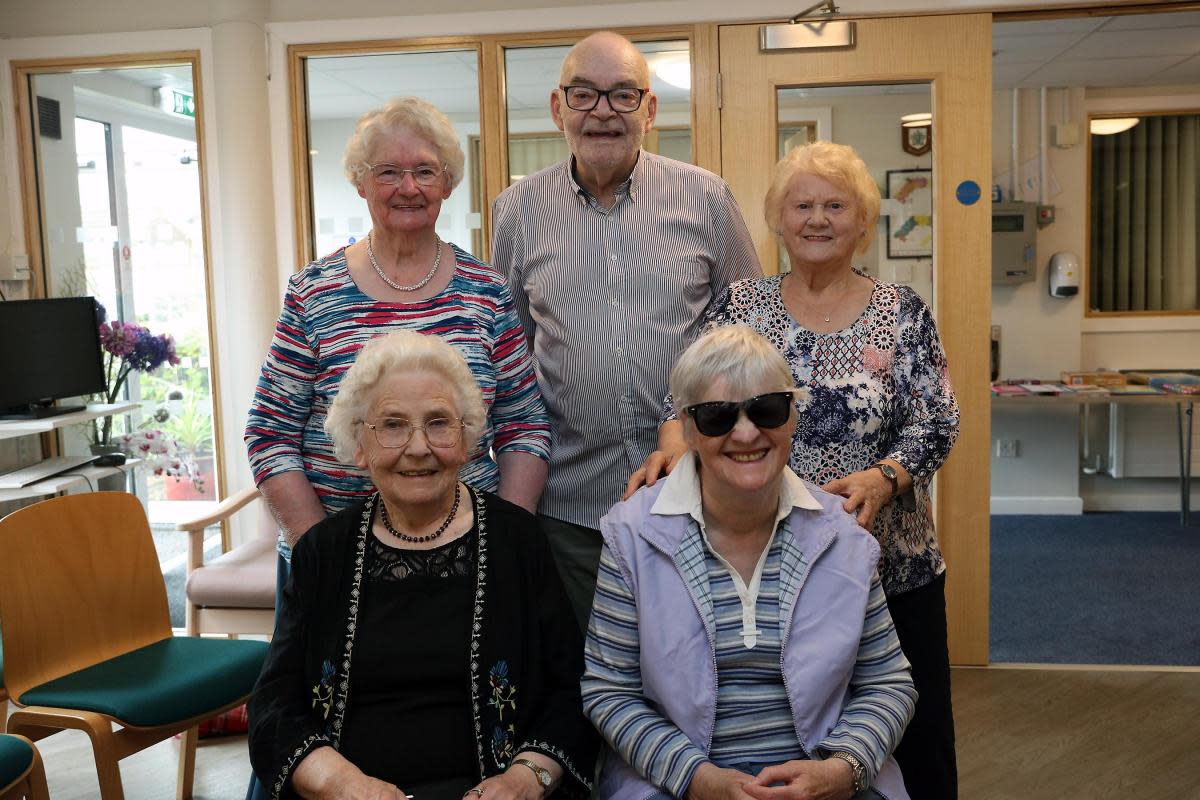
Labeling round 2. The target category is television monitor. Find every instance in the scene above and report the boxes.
[0,297,107,419]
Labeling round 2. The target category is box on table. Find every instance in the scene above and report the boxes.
[1061,371,1127,387]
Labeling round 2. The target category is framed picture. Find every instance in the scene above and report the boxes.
[885,168,933,259]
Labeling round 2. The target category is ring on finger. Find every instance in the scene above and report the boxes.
[464,789,485,798]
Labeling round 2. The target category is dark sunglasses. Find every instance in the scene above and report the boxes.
[684,391,795,437]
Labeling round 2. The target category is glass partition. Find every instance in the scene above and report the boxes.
[776,83,933,303]
[504,40,693,185]
[305,49,485,258]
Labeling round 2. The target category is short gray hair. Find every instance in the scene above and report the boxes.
[670,325,796,410]
[343,96,465,189]
[325,330,486,463]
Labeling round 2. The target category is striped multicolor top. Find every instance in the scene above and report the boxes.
[245,244,550,545]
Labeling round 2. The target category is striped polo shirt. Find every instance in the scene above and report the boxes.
[492,152,761,528]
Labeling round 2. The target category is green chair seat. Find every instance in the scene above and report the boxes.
[0,734,35,789]
[18,637,268,728]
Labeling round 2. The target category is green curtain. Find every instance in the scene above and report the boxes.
[1090,114,1199,312]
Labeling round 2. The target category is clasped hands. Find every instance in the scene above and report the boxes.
[686,759,857,800]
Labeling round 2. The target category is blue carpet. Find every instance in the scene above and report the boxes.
[990,512,1200,665]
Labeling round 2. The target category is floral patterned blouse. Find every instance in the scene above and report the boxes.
[667,272,960,596]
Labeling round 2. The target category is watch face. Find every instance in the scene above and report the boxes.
[879,464,897,479]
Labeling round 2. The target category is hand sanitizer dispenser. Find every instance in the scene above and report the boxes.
[1049,251,1080,297]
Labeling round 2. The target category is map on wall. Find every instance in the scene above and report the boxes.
[885,169,932,259]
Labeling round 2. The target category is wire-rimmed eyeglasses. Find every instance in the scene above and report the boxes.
[361,417,464,449]
[559,85,650,113]
[364,163,447,186]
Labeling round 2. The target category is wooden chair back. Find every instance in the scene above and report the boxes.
[0,492,171,701]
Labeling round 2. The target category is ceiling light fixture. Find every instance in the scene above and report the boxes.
[1090,117,1139,136]
[654,53,691,90]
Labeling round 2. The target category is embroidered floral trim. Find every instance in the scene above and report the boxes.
[271,733,331,799]
[328,497,371,745]
[516,739,594,794]
[311,659,336,720]
[468,488,490,780]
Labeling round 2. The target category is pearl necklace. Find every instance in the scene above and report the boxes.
[378,483,461,544]
[367,230,443,292]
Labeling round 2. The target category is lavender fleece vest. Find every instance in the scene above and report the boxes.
[595,482,910,800]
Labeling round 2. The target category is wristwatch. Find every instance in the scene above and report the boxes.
[872,462,899,499]
[828,751,868,793]
[512,758,553,794]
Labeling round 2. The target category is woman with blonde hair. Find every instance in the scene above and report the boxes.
[630,141,960,799]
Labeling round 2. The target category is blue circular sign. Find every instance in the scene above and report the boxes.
[956,180,982,206]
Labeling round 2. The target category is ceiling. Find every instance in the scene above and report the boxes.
[992,11,1200,88]
[83,9,1200,122]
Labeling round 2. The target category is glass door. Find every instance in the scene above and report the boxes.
[718,14,992,664]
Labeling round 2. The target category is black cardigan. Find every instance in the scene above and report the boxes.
[248,490,597,799]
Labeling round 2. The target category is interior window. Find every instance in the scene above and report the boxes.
[1089,112,1200,312]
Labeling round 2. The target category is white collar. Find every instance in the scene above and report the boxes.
[650,451,822,526]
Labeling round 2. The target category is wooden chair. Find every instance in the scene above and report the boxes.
[177,488,277,637]
[0,492,269,800]
[0,734,49,800]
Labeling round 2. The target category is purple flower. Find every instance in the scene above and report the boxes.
[99,321,143,358]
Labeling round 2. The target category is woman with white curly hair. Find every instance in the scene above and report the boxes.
[249,330,596,800]
[246,96,550,570]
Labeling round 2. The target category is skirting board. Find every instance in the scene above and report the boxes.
[990,496,1084,515]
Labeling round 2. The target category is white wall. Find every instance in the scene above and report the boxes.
[989,85,1200,514]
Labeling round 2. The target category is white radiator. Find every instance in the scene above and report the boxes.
[1108,403,1199,479]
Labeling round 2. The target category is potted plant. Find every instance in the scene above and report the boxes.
[162,393,216,501]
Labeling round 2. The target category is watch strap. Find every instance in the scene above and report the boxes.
[829,751,868,792]
[512,758,552,792]
[872,462,899,497]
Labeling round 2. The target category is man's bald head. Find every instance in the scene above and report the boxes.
[558,31,650,88]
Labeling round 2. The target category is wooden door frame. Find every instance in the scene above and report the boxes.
[717,14,993,665]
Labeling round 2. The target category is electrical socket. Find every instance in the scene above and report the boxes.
[996,439,1019,458]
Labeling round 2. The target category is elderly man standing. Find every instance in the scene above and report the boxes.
[492,31,761,631]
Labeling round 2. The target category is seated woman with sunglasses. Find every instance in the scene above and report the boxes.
[249,330,596,800]
[584,325,915,800]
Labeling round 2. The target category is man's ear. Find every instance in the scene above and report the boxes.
[550,88,566,133]
[645,92,658,130]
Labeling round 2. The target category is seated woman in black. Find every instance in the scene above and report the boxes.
[248,330,596,800]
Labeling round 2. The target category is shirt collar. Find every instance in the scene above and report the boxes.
[650,450,822,527]
[566,150,645,205]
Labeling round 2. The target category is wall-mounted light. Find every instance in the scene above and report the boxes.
[1090,117,1139,135]
[653,53,691,90]
[901,112,932,128]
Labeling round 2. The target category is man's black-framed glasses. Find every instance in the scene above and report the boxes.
[685,391,796,438]
[560,85,650,113]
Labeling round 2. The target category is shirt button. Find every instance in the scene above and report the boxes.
[611,298,619,306]
[614,346,624,355]
[610,254,618,262]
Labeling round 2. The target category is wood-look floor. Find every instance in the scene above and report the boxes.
[7,666,1200,798]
